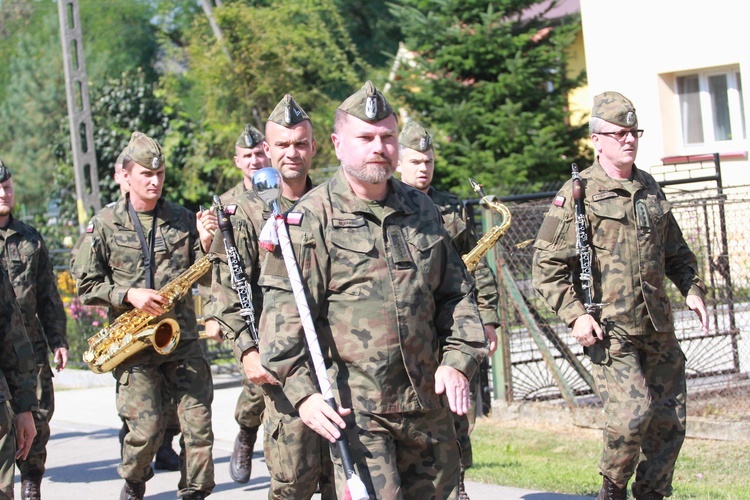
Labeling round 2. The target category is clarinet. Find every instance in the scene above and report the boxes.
[571,164,608,363]
[214,195,259,344]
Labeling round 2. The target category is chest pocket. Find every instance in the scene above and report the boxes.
[110,231,143,274]
[329,225,375,296]
[589,201,625,253]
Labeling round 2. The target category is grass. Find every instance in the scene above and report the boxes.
[469,417,750,499]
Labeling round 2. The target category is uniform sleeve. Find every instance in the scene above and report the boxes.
[73,222,130,308]
[531,188,588,327]
[209,212,263,360]
[35,235,68,351]
[258,209,326,408]
[0,271,38,414]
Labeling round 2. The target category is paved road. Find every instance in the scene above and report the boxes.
[14,369,593,499]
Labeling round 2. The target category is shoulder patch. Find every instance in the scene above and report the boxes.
[553,195,565,207]
[592,191,617,202]
[286,212,304,226]
[86,221,95,233]
[332,217,365,228]
[225,204,237,216]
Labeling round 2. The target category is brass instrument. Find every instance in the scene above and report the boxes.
[82,255,212,374]
[462,178,512,273]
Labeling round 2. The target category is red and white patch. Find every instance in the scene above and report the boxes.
[553,195,565,207]
[286,212,304,226]
[225,204,237,216]
[86,222,95,233]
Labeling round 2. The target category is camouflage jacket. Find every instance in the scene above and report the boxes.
[209,176,314,361]
[0,216,68,353]
[429,188,500,326]
[0,266,37,413]
[258,168,488,414]
[532,161,707,333]
[72,196,207,339]
[219,181,247,206]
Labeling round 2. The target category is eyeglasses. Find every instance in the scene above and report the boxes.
[597,129,644,140]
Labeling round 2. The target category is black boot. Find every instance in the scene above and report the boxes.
[457,466,470,500]
[637,492,664,500]
[154,430,181,471]
[21,475,41,500]
[596,476,627,500]
[119,480,145,500]
[229,426,257,484]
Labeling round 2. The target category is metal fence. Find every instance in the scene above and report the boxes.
[471,176,750,422]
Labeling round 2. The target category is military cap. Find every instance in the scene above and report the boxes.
[125,131,165,170]
[592,91,638,128]
[268,94,310,127]
[338,80,395,123]
[0,159,10,183]
[236,124,265,148]
[399,120,433,152]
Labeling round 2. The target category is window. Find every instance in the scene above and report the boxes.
[676,68,746,147]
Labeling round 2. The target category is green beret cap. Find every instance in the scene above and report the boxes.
[267,94,310,127]
[0,159,10,183]
[236,124,265,148]
[399,121,433,152]
[338,80,395,123]
[592,91,638,128]
[125,131,165,171]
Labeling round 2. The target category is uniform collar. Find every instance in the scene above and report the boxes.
[329,167,416,217]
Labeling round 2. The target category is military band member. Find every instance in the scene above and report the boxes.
[73,132,217,500]
[0,161,68,500]
[259,81,488,498]
[532,92,709,500]
[209,95,334,498]
[397,121,500,500]
[219,124,271,204]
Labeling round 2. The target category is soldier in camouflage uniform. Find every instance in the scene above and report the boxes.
[396,121,500,500]
[258,81,488,499]
[0,257,38,499]
[532,92,709,500]
[209,95,334,497]
[219,124,271,204]
[0,162,68,500]
[72,132,217,500]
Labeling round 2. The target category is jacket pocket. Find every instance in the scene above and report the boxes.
[589,202,625,253]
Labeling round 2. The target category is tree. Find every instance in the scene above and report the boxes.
[389,0,590,198]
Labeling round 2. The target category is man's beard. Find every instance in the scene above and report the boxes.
[0,204,13,217]
[342,158,395,185]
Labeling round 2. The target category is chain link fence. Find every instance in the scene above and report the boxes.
[471,173,750,423]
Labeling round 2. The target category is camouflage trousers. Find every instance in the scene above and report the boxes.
[16,359,54,480]
[594,326,686,498]
[334,407,460,500]
[263,385,334,499]
[235,370,265,431]
[452,372,480,469]
[115,341,214,496]
[0,402,15,499]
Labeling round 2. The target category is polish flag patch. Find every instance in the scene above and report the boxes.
[225,204,237,216]
[286,212,304,226]
[86,222,95,233]
[553,195,565,207]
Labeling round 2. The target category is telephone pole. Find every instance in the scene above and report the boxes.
[57,0,101,232]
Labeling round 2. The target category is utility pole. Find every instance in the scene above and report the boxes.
[57,0,101,233]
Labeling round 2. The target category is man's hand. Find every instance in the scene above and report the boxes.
[240,348,279,386]
[14,411,36,460]
[203,319,223,342]
[571,314,603,347]
[484,324,498,357]
[196,208,218,253]
[298,393,351,443]
[686,294,709,335]
[126,288,168,317]
[435,365,470,416]
[53,347,69,372]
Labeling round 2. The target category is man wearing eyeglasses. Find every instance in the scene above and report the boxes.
[532,92,709,500]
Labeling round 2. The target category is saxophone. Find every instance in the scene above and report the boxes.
[462,178,512,273]
[82,254,212,374]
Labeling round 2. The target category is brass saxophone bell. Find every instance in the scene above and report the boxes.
[252,167,283,215]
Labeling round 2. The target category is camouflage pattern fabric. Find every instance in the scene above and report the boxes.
[219,181,246,206]
[429,187,499,469]
[0,267,37,497]
[532,161,706,497]
[259,168,487,497]
[73,195,214,496]
[210,177,333,498]
[0,216,68,480]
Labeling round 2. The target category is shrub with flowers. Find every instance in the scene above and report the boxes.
[57,270,109,367]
